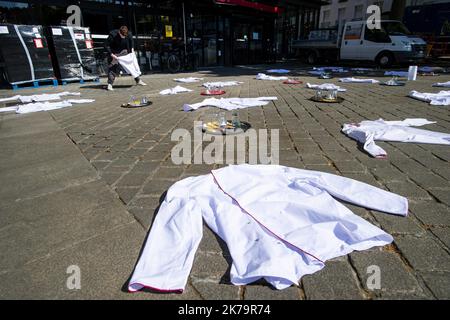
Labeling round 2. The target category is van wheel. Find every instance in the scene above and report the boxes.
[376,52,394,67]
[306,51,318,65]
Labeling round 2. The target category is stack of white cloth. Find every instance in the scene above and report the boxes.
[342,118,450,158]
[306,83,347,92]
[339,77,379,83]
[174,77,204,83]
[159,86,193,95]
[409,90,450,106]
[256,73,288,81]
[183,97,277,111]
[202,81,243,88]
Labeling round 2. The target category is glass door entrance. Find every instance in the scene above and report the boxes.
[232,17,269,65]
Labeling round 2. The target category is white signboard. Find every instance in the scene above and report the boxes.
[52,28,63,36]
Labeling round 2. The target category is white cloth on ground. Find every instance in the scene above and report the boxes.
[0,92,81,103]
[174,77,204,83]
[306,83,347,92]
[116,53,142,78]
[256,73,288,81]
[432,81,450,88]
[339,77,379,83]
[342,118,450,158]
[384,71,408,77]
[1,99,95,114]
[159,86,193,95]
[128,163,408,293]
[409,90,450,106]
[202,81,243,88]
[183,97,277,111]
[266,69,290,73]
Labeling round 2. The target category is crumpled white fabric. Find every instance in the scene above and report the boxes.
[183,97,277,111]
[409,90,450,106]
[202,81,243,88]
[339,77,379,83]
[0,92,81,103]
[174,77,204,83]
[266,69,290,73]
[384,71,408,77]
[306,83,347,92]
[0,99,95,114]
[342,118,450,158]
[159,86,192,95]
[432,81,450,88]
[116,53,142,78]
[256,73,288,81]
[128,163,408,293]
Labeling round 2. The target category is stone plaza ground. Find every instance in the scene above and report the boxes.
[0,64,449,299]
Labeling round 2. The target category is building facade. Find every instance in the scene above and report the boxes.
[0,0,324,71]
[319,0,393,28]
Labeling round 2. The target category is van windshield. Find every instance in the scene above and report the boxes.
[381,22,411,36]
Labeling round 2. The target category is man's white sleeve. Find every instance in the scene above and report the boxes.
[128,197,203,292]
[289,168,408,216]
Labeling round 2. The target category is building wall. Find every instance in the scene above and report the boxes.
[319,0,393,28]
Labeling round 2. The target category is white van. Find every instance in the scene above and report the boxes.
[292,20,427,67]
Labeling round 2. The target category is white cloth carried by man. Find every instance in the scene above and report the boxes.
[159,86,192,95]
[183,96,277,111]
[339,77,379,83]
[306,83,347,92]
[256,73,288,81]
[409,90,450,106]
[116,53,142,78]
[342,118,450,158]
[128,163,408,293]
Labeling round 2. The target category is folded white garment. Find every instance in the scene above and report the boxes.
[342,118,450,158]
[256,73,288,81]
[183,96,277,111]
[159,86,193,95]
[306,83,347,92]
[266,69,290,73]
[5,99,94,114]
[432,81,450,88]
[174,77,204,83]
[384,71,408,77]
[128,163,408,292]
[0,92,81,103]
[116,53,142,78]
[202,81,243,88]
[409,90,450,106]
[0,106,19,113]
[339,77,379,83]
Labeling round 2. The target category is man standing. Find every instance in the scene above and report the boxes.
[104,26,146,91]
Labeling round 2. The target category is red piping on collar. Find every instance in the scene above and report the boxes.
[210,170,325,264]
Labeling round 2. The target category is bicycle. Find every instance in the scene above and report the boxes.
[166,46,199,73]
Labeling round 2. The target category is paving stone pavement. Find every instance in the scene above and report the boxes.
[0,64,449,299]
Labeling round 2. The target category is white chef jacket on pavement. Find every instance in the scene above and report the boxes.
[306,83,347,92]
[339,77,379,83]
[342,118,450,158]
[256,73,288,81]
[159,86,192,95]
[128,164,408,293]
[0,92,81,103]
[408,90,450,106]
[183,97,277,111]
